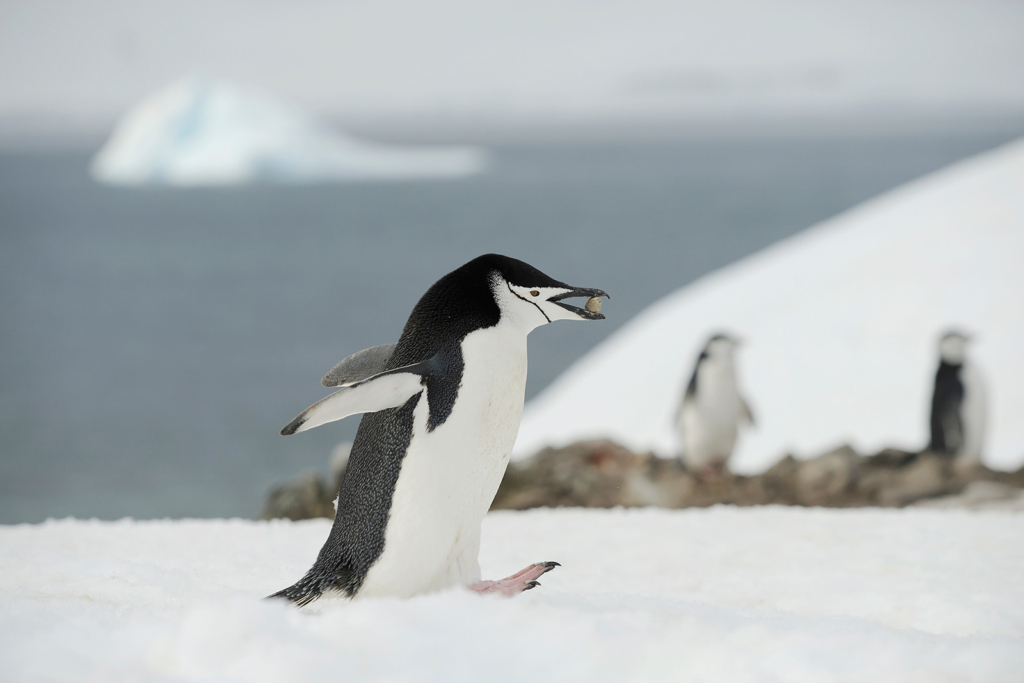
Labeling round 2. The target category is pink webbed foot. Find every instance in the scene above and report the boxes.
[469,561,560,596]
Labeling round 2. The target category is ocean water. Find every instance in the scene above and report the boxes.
[2,129,1021,522]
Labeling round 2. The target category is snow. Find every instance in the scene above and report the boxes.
[90,78,487,185]
[515,138,1024,472]
[1,508,1022,681]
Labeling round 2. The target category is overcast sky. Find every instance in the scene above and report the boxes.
[2,0,1024,128]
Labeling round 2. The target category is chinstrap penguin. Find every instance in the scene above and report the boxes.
[271,254,608,605]
[928,329,986,464]
[675,333,754,478]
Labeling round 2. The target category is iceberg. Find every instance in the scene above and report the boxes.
[515,138,1024,472]
[90,79,487,185]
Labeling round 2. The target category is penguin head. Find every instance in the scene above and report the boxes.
[702,333,741,362]
[479,254,609,331]
[401,254,609,352]
[938,329,972,365]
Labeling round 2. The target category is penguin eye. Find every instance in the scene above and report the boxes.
[530,290,540,297]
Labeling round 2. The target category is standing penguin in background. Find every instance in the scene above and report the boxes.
[928,329,986,464]
[675,333,754,479]
[271,254,608,605]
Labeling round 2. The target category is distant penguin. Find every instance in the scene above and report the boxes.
[675,334,754,478]
[271,254,608,605]
[928,330,986,464]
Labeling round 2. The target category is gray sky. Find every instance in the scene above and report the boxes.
[2,0,1024,129]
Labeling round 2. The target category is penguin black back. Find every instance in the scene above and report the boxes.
[685,350,708,398]
[929,359,965,454]
[684,333,732,399]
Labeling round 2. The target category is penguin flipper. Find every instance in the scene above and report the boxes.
[282,358,432,436]
[321,343,397,387]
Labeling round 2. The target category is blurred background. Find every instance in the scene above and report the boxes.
[2,1,1023,523]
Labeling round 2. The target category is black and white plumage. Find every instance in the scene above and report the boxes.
[675,334,754,477]
[928,330,986,463]
[271,254,607,605]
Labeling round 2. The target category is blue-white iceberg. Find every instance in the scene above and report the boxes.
[90,79,487,185]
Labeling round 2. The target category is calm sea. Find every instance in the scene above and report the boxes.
[2,128,1021,522]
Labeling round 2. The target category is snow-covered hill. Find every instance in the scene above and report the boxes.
[1,510,1021,681]
[516,138,1024,472]
[90,79,486,185]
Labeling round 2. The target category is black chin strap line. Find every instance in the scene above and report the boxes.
[506,282,551,323]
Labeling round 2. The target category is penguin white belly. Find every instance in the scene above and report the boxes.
[357,322,527,598]
[680,366,742,470]
[958,361,987,463]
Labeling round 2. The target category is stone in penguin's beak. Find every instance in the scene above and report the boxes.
[549,287,610,320]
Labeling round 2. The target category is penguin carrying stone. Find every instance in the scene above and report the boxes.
[675,333,754,479]
[270,254,608,605]
[928,329,986,464]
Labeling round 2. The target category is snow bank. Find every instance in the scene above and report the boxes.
[516,138,1024,472]
[90,79,487,185]
[1,509,1022,681]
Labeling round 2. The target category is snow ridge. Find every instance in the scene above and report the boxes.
[1,510,1022,681]
[516,138,1024,472]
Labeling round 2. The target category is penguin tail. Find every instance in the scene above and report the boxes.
[266,564,362,607]
[266,580,322,607]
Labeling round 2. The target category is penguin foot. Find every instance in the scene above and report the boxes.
[469,561,560,597]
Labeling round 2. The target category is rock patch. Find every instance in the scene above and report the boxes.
[261,440,1024,519]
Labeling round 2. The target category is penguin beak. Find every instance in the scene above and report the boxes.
[548,287,610,320]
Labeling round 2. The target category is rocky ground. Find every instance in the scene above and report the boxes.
[261,441,1024,520]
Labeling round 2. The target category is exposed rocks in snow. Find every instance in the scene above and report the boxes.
[260,472,336,521]
[262,440,1024,519]
[912,480,1024,510]
[491,440,687,510]
[489,441,1024,511]
[260,442,351,521]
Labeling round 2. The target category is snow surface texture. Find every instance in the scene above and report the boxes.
[90,78,487,185]
[1,509,1022,681]
[3,1,1024,125]
[516,138,1024,472]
